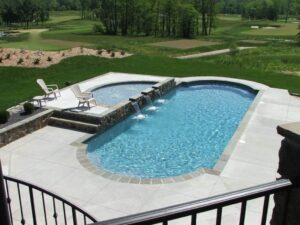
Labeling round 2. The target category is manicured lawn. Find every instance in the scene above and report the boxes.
[242,23,298,36]
[148,39,220,49]
[1,55,300,111]
[45,11,81,25]
[202,44,300,72]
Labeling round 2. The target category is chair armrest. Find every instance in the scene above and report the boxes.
[47,84,59,89]
[77,96,91,102]
[82,92,93,98]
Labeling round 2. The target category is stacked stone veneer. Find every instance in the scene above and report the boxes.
[271,122,300,225]
[0,110,53,147]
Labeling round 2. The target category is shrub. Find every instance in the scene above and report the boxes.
[0,110,10,124]
[106,49,112,54]
[111,52,115,58]
[80,46,84,53]
[61,52,65,57]
[121,50,126,56]
[23,102,35,115]
[33,58,40,65]
[93,23,105,34]
[17,58,24,64]
[0,57,2,63]
[47,56,52,62]
[97,50,103,55]
[5,53,11,59]
[64,81,72,86]
[229,43,239,56]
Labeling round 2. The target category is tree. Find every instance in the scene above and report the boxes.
[297,24,300,45]
[177,3,199,38]
[242,0,278,21]
[285,0,292,22]
[0,0,53,27]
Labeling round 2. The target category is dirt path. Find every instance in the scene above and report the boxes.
[175,47,256,59]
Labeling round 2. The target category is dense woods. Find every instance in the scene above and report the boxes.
[218,0,300,21]
[0,0,299,36]
[78,0,218,37]
[0,0,56,27]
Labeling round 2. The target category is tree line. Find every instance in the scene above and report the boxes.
[0,0,218,38]
[0,0,299,36]
[80,0,217,38]
[0,0,56,27]
[218,0,300,21]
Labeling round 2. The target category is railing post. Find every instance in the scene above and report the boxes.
[0,160,12,225]
[271,122,300,225]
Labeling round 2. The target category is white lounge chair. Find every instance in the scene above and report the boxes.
[36,79,60,99]
[71,85,97,109]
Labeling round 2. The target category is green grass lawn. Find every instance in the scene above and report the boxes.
[202,44,300,72]
[0,29,64,50]
[45,11,81,25]
[242,23,298,36]
[0,12,300,111]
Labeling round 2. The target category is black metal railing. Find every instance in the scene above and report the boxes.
[3,175,97,225]
[91,179,292,225]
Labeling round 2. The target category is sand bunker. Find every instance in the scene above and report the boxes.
[0,47,131,68]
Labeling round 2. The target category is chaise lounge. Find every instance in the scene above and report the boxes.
[36,79,61,99]
[71,84,97,109]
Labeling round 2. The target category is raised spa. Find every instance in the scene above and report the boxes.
[87,83,256,179]
[92,82,155,106]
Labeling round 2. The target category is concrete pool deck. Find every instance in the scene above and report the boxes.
[1,73,300,224]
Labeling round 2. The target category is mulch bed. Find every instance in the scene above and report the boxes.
[0,108,46,129]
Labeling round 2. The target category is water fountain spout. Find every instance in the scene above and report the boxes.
[153,88,166,104]
[131,101,146,120]
[154,89,162,97]
[144,95,158,111]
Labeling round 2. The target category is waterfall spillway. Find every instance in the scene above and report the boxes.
[145,95,158,111]
[132,102,141,114]
[145,95,153,105]
[154,89,166,104]
[131,102,145,120]
[154,89,161,97]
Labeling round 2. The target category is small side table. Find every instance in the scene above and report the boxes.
[31,96,46,107]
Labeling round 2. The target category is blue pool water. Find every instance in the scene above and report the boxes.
[87,83,256,178]
[92,83,155,106]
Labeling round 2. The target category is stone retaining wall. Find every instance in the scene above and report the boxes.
[0,110,53,147]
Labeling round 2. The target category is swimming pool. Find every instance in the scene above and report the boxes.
[87,83,256,179]
[92,82,155,106]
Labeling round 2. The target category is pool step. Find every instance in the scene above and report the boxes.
[52,111,101,124]
[48,117,101,134]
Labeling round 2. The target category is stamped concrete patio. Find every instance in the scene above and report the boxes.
[1,73,300,225]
